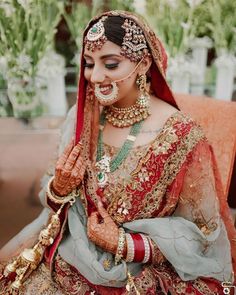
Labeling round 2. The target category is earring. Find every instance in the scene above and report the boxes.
[136,74,149,107]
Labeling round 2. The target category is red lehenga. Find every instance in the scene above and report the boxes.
[3,111,229,295]
[1,10,235,295]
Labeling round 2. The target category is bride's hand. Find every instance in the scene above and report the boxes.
[87,202,120,254]
[52,139,86,196]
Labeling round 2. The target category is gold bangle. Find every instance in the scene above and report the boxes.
[115,228,126,265]
[46,176,79,205]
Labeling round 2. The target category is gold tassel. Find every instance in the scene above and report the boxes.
[126,271,140,295]
[0,205,63,294]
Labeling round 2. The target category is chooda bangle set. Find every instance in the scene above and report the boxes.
[115,229,154,265]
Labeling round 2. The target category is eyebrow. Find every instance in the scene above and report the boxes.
[83,54,122,60]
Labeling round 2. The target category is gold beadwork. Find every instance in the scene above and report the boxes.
[104,94,150,128]
[115,228,126,265]
[121,18,149,62]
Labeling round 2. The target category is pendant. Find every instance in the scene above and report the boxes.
[95,155,111,188]
[97,171,108,188]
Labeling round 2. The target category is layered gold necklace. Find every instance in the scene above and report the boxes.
[104,94,150,128]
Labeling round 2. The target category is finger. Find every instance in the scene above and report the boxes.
[64,145,81,171]
[73,158,86,181]
[56,140,74,167]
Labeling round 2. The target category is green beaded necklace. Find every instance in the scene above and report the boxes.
[96,111,144,187]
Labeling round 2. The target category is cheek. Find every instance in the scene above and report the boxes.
[118,76,137,93]
[84,70,91,81]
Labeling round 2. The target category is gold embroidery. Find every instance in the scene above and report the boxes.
[53,255,90,295]
[19,263,63,295]
[102,112,205,223]
[124,267,157,295]
[193,278,218,295]
[136,124,205,219]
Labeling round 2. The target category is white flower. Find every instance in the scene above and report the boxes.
[167,54,201,78]
[166,0,178,8]
[215,53,236,69]
[186,0,202,8]
[181,22,190,30]
[37,50,66,78]
[16,53,32,71]
[17,0,32,9]
[0,1,15,17]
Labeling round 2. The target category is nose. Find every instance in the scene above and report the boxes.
[90,65,105,84]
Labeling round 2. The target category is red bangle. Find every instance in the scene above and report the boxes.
[130,233,145,262]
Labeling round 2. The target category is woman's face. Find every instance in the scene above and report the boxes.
[83,40,140,107]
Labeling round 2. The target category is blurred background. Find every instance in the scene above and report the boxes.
[0,0,235,247]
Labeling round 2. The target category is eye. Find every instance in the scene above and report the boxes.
[84,63,94,68]
[105,63,119,69]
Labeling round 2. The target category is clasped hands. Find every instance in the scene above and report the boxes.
[52,138,86,196]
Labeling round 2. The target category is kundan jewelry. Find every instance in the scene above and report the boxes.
[104,74,150,127]
[96,111,144,188]
[84,16,108,51]
[104,94,150,127]
[94,82,119,106]
[115,228,126,265]
[84,16,149,63]
[121,18,149,62]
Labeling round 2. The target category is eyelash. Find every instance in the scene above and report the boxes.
[84,63,119,69]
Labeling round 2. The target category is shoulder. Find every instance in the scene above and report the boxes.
[150,96,206,147]
[150,95,178,123]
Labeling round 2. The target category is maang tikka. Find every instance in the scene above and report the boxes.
[84,16,108,52]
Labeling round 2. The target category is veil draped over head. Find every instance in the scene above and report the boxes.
[74,10,236,278]
[0,11,235,286]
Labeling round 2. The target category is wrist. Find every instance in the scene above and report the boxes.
[51,180,64,197]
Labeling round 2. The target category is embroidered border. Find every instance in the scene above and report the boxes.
[107,114,205,223]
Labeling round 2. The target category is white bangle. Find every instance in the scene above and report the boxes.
[140,234,151,263]
[125,233,135,262]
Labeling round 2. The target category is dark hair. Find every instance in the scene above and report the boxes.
[103,16,126,47]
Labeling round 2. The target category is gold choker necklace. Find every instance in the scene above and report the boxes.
[104,94,151,128]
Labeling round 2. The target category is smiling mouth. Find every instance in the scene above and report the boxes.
[99,84,113,95]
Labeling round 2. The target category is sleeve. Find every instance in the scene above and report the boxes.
[123,139,233,282]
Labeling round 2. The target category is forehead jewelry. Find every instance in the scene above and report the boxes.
[84,16,108,52]
[121,19,148,62]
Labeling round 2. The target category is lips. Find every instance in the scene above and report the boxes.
[99,84,113,95]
